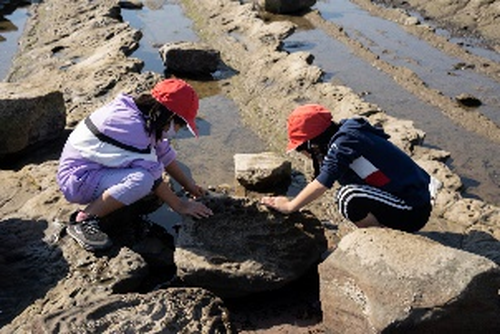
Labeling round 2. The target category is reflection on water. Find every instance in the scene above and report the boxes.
[174,94,268,188]
[121,3,268,187]
[314,0,500,126]
[0,7,28,80]
[121,1,199,74]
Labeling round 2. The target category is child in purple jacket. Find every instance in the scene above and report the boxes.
[57,79,213,251]
[261,104,433,232]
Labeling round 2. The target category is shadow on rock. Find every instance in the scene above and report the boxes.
[224,265,323,332]
[0,218,68,327]
[94,196,178,292]
[0,129,70,171]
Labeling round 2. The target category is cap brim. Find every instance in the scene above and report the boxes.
[176,114,198,137]
[187,120,199,137]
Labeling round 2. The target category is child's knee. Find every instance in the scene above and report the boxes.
[353,213,383,228]
[129,172,156,194]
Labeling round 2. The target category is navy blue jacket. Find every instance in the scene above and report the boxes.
[316,118,431,207]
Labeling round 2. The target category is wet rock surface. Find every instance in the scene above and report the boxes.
[1,0,500,333]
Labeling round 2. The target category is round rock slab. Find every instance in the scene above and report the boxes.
[174,194,327,298]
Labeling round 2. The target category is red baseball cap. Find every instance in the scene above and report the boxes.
[151,79,199,137]
[287,104,332,152]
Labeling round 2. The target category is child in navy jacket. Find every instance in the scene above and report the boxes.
[261,104,432,232]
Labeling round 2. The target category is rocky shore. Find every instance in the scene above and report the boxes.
[1,0,500,333]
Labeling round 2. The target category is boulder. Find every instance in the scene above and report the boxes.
[0,82,66,156]
[319,228,500,333]
[234,151,292,193]
[253,0,317,14]
[159,41,221,76]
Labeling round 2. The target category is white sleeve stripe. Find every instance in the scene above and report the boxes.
[349,156,378,179]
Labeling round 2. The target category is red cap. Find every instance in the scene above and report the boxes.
[151,79,199,137]
[286,104,332,152]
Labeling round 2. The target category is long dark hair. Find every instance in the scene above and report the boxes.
[134,94,187,140]
[296,122,339,178]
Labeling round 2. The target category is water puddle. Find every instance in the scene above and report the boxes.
[389,4,500,63]
[120,1,199,74]
[283,28,500,204]
[121,2,269,182]
[0,6,29,80]
[445,34,500,63]
[314,0,500,126]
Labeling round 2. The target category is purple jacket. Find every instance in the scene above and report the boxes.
[57,94,176,204]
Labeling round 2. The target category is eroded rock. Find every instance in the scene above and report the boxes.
[319,228,500,333]
[0,82,65,156]
[234,151,292,192]
[31,287,234,334]
[175,194,327,297]
[159,41,221,76]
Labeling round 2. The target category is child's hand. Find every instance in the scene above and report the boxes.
[185,183,206,199]
[179,199,213,219]
[260,196,292,214]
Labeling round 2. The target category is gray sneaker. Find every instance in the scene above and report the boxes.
[67,216,112,251]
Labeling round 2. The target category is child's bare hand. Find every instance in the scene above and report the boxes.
[260,196,292,214]
[179,200,213,219]
[185,184,206,199]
